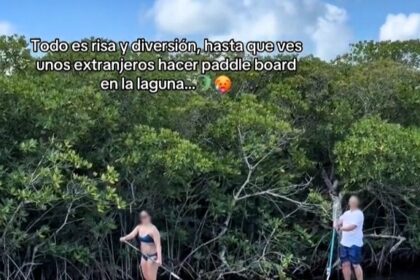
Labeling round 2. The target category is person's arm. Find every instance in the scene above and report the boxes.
[334,216,343,230]
[120,226,139,242]
[340,211,362,232]
[340,224,357,231]
[153,227,162,265]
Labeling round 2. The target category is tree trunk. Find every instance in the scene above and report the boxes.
[321,168,343,222]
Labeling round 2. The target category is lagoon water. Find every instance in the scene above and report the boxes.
[367,272,418,280]
[327,269,419,280]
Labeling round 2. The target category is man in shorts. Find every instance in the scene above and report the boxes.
[335,195,364,280]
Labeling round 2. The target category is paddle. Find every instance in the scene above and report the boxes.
[326,229,337,280]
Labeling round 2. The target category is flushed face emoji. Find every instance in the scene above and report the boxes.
[214,75,232,94]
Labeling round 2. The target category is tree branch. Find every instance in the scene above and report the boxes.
[365,234,406,253]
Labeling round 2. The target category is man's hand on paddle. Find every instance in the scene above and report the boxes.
[333,220,342,231]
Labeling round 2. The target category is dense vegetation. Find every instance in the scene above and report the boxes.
[0,36,419,280]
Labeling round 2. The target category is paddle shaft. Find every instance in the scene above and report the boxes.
[326,229,337,280]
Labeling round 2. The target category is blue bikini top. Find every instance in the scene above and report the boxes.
[137,234,154,244]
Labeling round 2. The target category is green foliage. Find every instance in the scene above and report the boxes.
[335,117,420,187]
[341,40,420,67]
[122,124,213,175]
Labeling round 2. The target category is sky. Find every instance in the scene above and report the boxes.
[0,0,419,60]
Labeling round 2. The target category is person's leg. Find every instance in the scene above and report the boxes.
[140,258,151,280]
[147,254,159,280]
[353,264,363,280]
[342,262,352,280]
[149,261,158,280]
[144,260,157,280]
[350,246,363,280]
[339,246,352,280]
[140,262,145,280]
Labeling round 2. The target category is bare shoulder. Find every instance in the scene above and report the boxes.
[151,224,160,234]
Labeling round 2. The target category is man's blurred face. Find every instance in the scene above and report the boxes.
[349,196,359,209]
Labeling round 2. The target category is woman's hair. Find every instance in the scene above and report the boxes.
[139,210,149,216]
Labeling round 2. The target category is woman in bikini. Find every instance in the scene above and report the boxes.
[120,211,162,280]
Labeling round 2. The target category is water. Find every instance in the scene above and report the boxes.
[327,269,419,280]
[367,271,419,280]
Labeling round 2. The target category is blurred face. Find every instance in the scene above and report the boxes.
[349,196,359,209]
[139,211,151,224]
